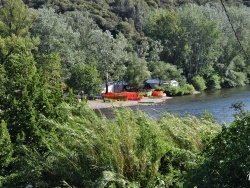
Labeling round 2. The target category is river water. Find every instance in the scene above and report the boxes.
[133,85,250,125]
[97,85,250,125]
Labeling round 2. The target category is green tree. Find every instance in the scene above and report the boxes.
[144,9,189,70]
[30,7,81,79]
[0,35,61,146]
[222,55,248,87]
[67,64,102,99]
[124,53,151,90]
[64,10,100,64]
[113,0,151,32]
[0,1,64,186]
[116,20,138,39]
[149,61,183,85]
[201,4,250,87]
[136,37,163,63]
[35,53,62,86]
[178,4,221,81]
[0,64,6,96]
[91,31,128,93]
[0,121,13,177]
[206,73,221,90]
[0,35,37,112]
[149,61,169,85]
[0,0,36,37]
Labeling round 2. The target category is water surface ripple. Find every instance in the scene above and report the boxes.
[97,86,250,125]
[132,85,250,125]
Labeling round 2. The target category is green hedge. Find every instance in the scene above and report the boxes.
[163,84,195,96]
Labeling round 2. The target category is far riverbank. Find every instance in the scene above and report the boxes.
[90,86,250,125]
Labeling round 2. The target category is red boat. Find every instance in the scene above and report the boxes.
[101,92,128,101]
[119,92,143,100]
[152,91,164,97]
[101,92,143,101]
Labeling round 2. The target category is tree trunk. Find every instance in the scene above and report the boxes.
[105,72,109,94]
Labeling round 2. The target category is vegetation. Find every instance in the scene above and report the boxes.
[157,84,195,96]
[1,0,250,187]
[191,75,207,91]
[0,101,222,187]
[186,106,250,187]
[66,63,102,99]
[24,0,250,92]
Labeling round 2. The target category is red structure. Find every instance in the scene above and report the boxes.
[101,92,143,101]
[152,91,164,97]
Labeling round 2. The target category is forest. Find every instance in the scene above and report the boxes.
[20,0,250,96]
[1,0,250,187]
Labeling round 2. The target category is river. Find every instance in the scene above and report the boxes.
[136,85,250,125]
[97,85,250,125]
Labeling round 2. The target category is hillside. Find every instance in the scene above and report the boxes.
[23,0,246,32]
[22,0,250,93]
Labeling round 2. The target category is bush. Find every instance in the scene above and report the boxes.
[222,71,248,87]
[182,84,195,95]
[201,110,216,123]
[186,114,250,187]
[158,113,220,187]
[191,76,207,91]
[164,86,181,96]
[140,91,152,97]
[206,74,221,90]
[164,84,195,96]
[155,85,164,91]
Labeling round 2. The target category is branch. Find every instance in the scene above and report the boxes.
[220,0,250,60]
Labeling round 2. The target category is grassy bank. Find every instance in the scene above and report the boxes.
[0,102,221,187]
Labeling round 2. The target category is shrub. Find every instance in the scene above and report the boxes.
[201,110,216,123]
[158,113,221,187]
[164,84,195,96]
[186,114,250,187]
[164,86,181,96]
[140,91,152,97]
[182,84,195,95]
[222,71,248,87]
[155,85,164,91]
[206,74,221,90]
[191,76,207,91]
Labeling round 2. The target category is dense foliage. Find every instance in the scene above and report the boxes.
[1,0,250,187]
[23,0,250,93]
[186,108,250,187]
[0,101,221,187]
[163,84,195,96]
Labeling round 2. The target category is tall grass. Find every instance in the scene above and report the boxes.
[1,102,221,187]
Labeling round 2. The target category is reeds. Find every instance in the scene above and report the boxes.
[1,102,221,187]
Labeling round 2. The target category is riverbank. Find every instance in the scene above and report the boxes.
[87,96,172,109]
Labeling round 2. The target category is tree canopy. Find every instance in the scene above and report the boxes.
[23,0,250,91]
